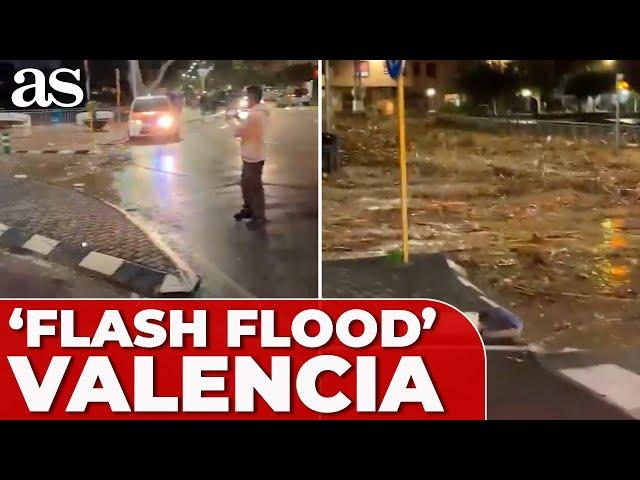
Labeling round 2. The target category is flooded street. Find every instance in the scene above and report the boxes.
[323,114,640,349]
[1,107,318,298]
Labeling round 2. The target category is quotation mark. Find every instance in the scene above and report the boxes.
[9,308,24,330]
[422,307,437,329]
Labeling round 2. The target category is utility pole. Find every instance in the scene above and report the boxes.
[115,68,121,123]
[325,60,333,132]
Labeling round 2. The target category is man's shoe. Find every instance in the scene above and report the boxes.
[234,208,252,221]
[246,218,267,231]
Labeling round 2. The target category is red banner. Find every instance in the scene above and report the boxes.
[0,299,485,420]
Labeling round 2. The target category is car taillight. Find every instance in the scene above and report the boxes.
[157,115,174,129]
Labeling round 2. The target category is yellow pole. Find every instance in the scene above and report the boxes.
[397,71,409,264]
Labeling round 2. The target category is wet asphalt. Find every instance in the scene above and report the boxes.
[98,106,318,298]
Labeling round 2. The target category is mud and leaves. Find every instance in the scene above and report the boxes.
[323,113,640,349]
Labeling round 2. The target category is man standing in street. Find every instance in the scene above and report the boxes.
[233,85,270,230]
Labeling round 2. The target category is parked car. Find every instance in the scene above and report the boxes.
[128,95,180,142]
[263,88,278,102]
[277,87,311,107]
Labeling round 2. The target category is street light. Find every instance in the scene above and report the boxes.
[520,88,532,97]
[603,60,616,68]
[426,88,436,112]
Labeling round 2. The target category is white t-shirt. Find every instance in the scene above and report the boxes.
[234,104,269,163]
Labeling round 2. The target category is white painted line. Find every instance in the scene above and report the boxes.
[485,345,530,351]
[78,251,124,276]
[464,312,480,329]
[458,275,484,294]
[159,274,188,293]
[59,150,74,155]
[559,364,640,413]
[0,223,10,235]
[480,295,501,309]
[483,328,522,340]
[22,234,60,256]
[447,258,467,277]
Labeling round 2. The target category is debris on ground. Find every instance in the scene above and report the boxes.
[323,112,640,348]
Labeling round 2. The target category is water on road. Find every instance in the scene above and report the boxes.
[66,107,318,298]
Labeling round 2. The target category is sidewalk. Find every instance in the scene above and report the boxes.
[0,176,176,273]
[4,122,129,152]
[322,253,523,342]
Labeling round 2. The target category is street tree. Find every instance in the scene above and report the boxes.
[280,62,315,84]
[564,71,613,112]
[457,62,519,115]
[128,60,175,97]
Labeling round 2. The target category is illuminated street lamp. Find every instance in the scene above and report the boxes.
[520,88,532,97]
[426,88,436,112]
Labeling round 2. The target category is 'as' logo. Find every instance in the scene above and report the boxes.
[11,68,85,108]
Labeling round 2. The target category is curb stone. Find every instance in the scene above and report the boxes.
[445,257,524,341]
[4,149,101,155]
[0,222,200,297]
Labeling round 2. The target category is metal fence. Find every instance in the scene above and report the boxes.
[436,114,640,146]
[0,107,128,126]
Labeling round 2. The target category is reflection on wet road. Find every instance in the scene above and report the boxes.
[95,107,318,297]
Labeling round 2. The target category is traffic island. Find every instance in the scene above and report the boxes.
[0,176,200,297]
[322,253,524,342]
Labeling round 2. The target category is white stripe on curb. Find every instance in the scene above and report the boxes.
[22,234,60,256]
[446,258,467,277]
[480,295,501,309]
[464,312,480,329]
[458,275,485,294]
[78,251,124,276]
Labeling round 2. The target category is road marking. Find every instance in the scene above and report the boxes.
[485,345,530,351]
[79,251,124,276]
[559,363,640,413]
[22,234,60,256]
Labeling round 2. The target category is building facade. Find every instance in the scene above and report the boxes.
[327,60,460,112]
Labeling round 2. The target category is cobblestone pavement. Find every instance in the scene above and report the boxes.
[0,151,129,184]
[0,176,177,273]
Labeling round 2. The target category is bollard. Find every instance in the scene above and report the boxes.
[2,132,10,154]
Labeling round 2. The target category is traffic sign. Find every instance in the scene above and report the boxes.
[385,60,405,80]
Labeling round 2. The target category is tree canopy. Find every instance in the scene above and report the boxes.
[457,62,519,104]
[564,71,614,100]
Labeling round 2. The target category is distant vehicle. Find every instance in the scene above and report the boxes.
[277,87,311,107]
[263,87,278,102]
[128,95,180,142]
[225,90,249,119]
[201,90,228,112]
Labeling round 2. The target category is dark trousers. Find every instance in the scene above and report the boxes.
[241,160,265,220]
